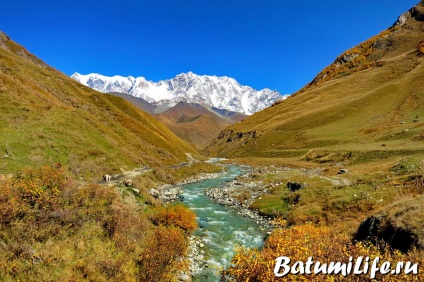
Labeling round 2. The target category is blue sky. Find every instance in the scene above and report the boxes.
[0,0,418,94]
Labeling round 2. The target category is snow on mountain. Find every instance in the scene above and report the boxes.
[71,72,287,115]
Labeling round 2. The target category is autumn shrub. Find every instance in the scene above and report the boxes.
[137,225,188,282]
[0,166,194,281]
[223,224,423,281]
[151,204,197,233]
[285,192,301,205]
[404,174,424,195]
[153,167,176,184]
[307,29,392,87]
[418,41,424,55]
[3,165,67,209]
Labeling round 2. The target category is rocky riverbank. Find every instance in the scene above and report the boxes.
[205,177,275,233]
[149,171,228,203]
[152,164,273,281]
[176,235,207,281]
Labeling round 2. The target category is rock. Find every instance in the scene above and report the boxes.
[354,195,424,253]
[394,12,410,26]
[199,243,204,248]
[355,216,417,253]
[178,273,191,281]
[341,53,359,63]
[164,191,175,197]
[195,255,204,261]
[131,188,140,194]
[222,200,233,206]
[149,188,160,198]
[124,178,133,186]
[392,7,424,27]
[287,181,304,192]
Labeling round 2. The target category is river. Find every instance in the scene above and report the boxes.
[180,165,266,281]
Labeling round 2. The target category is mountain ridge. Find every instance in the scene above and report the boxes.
[155,101,233,148]
[0,30,196,176]
[71,72,287,115]
[106,92,246,148]
[206,3,424,159]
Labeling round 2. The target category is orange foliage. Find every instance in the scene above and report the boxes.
[137,225,188,282]
[7,166,67,206]
[151,204,198,233]
[224,224,423,281]
[307,29,392,88]
[0,166,196,281]
[0,166,68,224]
[418,41,424,55]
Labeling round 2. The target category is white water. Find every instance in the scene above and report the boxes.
[180,165,266,281]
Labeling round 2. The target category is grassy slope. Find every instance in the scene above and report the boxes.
[207,11,424,162]
[206,5,424,242]
[0,32,196,177]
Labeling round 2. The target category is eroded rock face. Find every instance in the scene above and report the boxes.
[354,215,419,253]
[354,196,424,253]
[394,11,411,26]
[393,6,424,26]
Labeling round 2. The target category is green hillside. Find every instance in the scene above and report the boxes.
[0,31,196,178]
[206,7,424,279]
[207,5,424,162]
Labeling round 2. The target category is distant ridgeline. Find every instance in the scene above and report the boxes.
[71,72,287,115]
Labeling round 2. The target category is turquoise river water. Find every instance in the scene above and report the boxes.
[179,165,266,281]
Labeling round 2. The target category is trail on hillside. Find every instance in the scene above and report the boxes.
[321,175,352,187]
[99,166,152,186]
[100,153,199,185]
[380,48,417,62]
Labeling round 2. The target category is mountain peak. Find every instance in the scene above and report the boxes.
[72,72,287,115]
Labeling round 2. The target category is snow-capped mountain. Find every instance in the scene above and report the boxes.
[71,72,287,115]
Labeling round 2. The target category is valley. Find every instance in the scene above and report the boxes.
[1,2,424,282]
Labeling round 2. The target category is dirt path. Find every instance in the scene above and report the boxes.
[380,48,417,62]
[321,175,352,187]
[169,153,199,168]
[101,153,198,185]
[99,166,152,186]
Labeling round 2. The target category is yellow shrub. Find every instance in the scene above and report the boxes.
[224,224,423,281]
[0,166,193,281]
[418,41,424,55]
[151,204,198,233]
[137,225,187,282]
